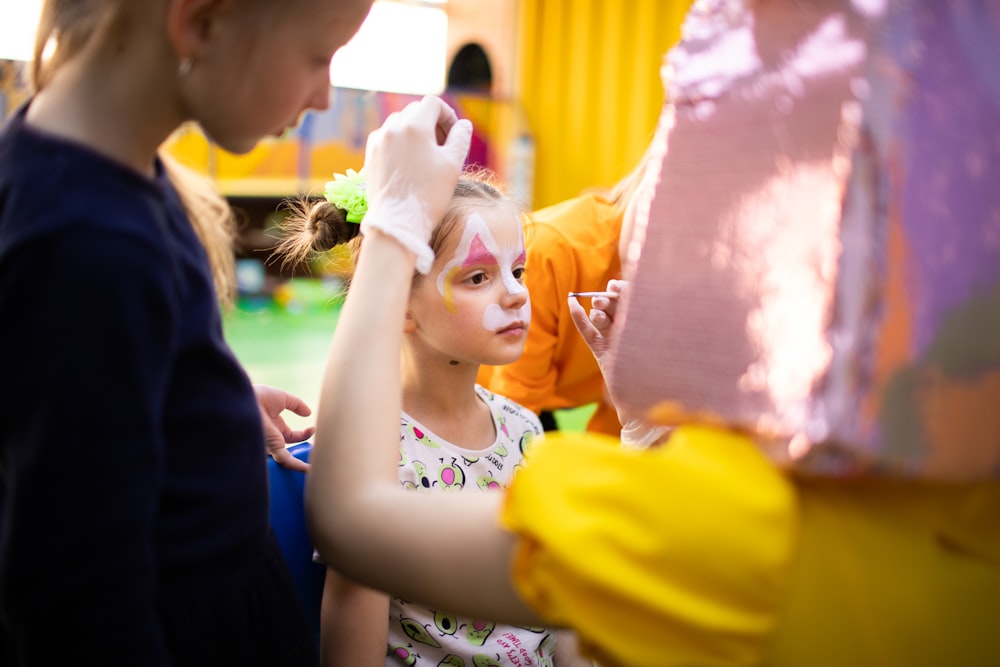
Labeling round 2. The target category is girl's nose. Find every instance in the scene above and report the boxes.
[501,284,528,309]
[308,77,332,113]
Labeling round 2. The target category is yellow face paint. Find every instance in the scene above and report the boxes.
[442,266,461,313]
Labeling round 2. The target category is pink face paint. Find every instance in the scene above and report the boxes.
[460,234,496,270]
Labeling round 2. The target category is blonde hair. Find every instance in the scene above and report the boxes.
[161,155,238,307]
[31,0,238,307]
[608,141,657,212]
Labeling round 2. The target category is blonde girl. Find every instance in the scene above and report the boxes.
[0,0,470,664]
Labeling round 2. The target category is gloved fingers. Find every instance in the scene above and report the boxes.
[359,97,470,272]
[442,118,473,168]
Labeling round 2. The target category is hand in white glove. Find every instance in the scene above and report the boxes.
[361,96,473,274]
[568,280,670,449]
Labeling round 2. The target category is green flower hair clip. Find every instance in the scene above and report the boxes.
[323,168,367,223]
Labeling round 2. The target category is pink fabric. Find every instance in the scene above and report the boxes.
[608,0,1000,480]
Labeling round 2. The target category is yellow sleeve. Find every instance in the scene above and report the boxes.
[501,426,799,667]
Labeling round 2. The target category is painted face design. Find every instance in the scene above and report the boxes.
[434,212,531,331]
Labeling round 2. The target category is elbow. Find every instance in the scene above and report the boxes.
[304,482,347,570]
[304,478,392,581]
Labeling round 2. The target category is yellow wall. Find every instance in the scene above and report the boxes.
[515,0,691,208]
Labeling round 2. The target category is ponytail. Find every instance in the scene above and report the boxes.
[275,198,363,272]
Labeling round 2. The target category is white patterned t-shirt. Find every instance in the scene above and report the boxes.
[389,385,554,667]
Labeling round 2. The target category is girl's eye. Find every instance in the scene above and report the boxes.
[512,267,525,281]
[467,273,486,285]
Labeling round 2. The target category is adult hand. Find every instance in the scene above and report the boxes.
[254,384,315,471]
[361,96,473,274]
[567,278,628,374]
[569,280,669,448]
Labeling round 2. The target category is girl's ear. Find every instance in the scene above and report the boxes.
[165,0,227,60]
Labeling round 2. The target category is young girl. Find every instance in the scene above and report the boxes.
[0,0,471,664]
[279,171,586,666]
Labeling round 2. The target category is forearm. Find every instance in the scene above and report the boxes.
[308,231,412,547]
[321,569,389,667]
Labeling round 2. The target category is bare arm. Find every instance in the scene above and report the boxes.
[320,568,389,667]
[305,97,541,625]
[555,630,596,667]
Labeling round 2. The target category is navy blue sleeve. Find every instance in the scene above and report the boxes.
[0,227,176,665]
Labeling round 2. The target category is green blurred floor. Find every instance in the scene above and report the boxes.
[223,278,595,435]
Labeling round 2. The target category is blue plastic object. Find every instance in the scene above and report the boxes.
[267,442,325,641]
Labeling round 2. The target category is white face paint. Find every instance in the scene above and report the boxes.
[482,299,531,332]
[434,211,531,331]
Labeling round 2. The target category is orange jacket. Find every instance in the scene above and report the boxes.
[478,193,623,436]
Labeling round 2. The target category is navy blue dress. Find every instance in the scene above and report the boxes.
[0,104,316,665]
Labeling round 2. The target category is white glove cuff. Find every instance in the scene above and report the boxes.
[360,200,435,275]
[620,419,671,450]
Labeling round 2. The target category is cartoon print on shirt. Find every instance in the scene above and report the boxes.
[463,619,496,646]
[401,460,433,490]
[401,616,443,648]
[438,655,465,667]
[497,415,510,441]
[409,422,442,448]
[389,644,421,666]
[477,474,502,490]
[438,457,466,489]
[434,610,460,637]
[519,431,535,456]
[472,654,503,667]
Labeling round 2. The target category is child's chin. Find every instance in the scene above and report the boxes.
[485,351,524,367]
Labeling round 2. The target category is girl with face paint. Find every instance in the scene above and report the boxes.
[277,172,588,666]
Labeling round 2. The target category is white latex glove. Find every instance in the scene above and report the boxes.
[568,279,671,449]
[361,96,473,274]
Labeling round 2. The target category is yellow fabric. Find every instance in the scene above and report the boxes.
[768,477,1000,667]
[502,425,1000,667]
[502,426,798,667]
[478,194,623,436]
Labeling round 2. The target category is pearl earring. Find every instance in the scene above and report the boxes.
[178,58,193,77]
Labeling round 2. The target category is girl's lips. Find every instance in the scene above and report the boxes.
[497,322,526,336]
